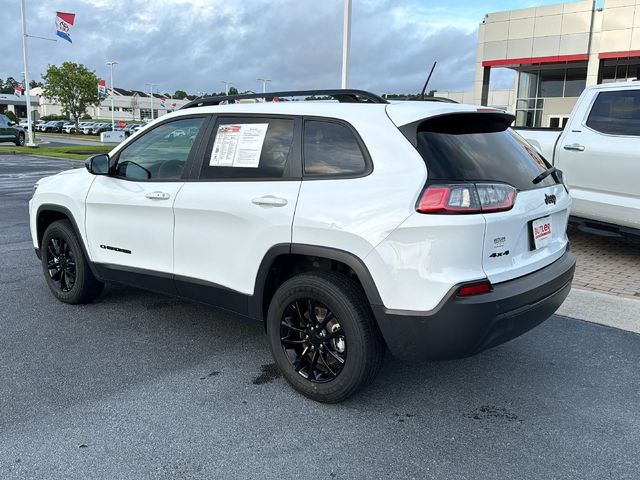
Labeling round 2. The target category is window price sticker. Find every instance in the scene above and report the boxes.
[209,123,269,168]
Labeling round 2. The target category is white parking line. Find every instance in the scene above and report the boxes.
[558,287,640,334]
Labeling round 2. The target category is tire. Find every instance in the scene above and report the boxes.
[266,271,384,403]
[15,133,25,146]
[41,220,104,304]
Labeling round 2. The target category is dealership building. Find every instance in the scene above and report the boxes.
[443,0,640,127]
[29,87,192,121]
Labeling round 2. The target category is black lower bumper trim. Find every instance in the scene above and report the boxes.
[372,250,576,361]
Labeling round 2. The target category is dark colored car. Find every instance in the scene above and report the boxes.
[0,114,25,146]
[44,121,67,133]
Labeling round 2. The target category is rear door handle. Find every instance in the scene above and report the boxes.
[563,143,585,152]
[252,195,288,207]
[145,191,171,200]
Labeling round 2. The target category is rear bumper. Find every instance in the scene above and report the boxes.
[372,249,576,361]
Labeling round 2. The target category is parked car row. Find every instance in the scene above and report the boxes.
[17,119,144,136]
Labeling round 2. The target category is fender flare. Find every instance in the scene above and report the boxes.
[249,243,383,320]
[36,204,103,280]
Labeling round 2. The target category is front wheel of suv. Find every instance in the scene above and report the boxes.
[41,220,104,304]
[266,271,384,403]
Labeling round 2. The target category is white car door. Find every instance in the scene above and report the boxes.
[173,116,302,312]
[85,116,208,277]
[559,89,640,229]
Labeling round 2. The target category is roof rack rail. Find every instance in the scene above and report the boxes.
[180,89,389,109]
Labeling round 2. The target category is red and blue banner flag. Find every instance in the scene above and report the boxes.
[55,12,75,43]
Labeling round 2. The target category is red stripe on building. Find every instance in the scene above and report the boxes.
[599,50,640,59]
[482,54,589,67]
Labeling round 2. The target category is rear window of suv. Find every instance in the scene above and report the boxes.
[408,112,558,191]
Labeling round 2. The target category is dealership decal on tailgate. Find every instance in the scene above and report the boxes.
[532,216,552,249]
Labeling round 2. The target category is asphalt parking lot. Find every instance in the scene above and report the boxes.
[1,155,639,479]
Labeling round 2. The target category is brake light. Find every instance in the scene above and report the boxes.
[457,281,492,296]
[417,183,516,214]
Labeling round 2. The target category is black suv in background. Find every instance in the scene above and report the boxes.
[0,114,25,146]
[43,121,68,133]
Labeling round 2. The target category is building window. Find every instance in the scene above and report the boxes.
[599,58,640,84]
[515,65,587,127]
[140,108,159,119]
[539,69,565,97]
[565,68,587,97]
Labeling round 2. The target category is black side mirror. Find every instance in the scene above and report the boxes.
[85,154,110,175]
[7,121,15,126]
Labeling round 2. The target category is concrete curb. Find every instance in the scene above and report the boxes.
[558,287,640,334]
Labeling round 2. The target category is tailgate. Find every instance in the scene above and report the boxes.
[482,183,570,283]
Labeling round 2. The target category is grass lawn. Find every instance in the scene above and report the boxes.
[0,145,113,161]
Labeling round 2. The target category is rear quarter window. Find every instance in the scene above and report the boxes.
[303,120,369,176]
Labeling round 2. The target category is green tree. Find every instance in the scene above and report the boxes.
[5,111,19,123]
[173,90,188,100]
[0,77,19,94]
[228,86,238,95]
[42,62,101,128]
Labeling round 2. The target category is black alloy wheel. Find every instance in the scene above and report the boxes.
[280,299,347,383]
[267,271,384,403]
[45,237,77,293]
[40,219,104,304]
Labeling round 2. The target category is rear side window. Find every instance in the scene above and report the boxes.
[303,120,367,176]
[200,117,294,179]
[411,113,557,191]
[586,90,640,136]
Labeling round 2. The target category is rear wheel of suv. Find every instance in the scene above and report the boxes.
[41,220,104,304]
[15,132,25,146]
[266,271,384,403]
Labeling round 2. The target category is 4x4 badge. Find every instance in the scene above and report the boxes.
[545,194,557,205]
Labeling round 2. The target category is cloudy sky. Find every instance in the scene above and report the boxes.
[0,0,563,96]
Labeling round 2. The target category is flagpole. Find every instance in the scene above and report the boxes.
[20,0,35,146]
[106,61,118,130]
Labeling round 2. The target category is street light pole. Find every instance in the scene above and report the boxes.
[145,83,158,120]
[341,0,352,89]
[221,80,233,95]
[20,0,35,146]
[256,77,271,93]
[106,61,118,130]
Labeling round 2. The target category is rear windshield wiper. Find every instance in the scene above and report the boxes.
[532,166,557,185]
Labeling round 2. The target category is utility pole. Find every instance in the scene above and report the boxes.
[20,0,35,146]
[145,83,158,120]
[256,77,271,93]
[221,80,234,95]
[341,0,352,89]
[106,61,118,130]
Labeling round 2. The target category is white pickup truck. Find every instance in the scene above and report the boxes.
[515,81,639,238]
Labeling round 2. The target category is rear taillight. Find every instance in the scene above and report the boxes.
[457,280,492,297]
[417,183,516,214]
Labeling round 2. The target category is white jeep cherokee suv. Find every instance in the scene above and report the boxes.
[29,89,576,403]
